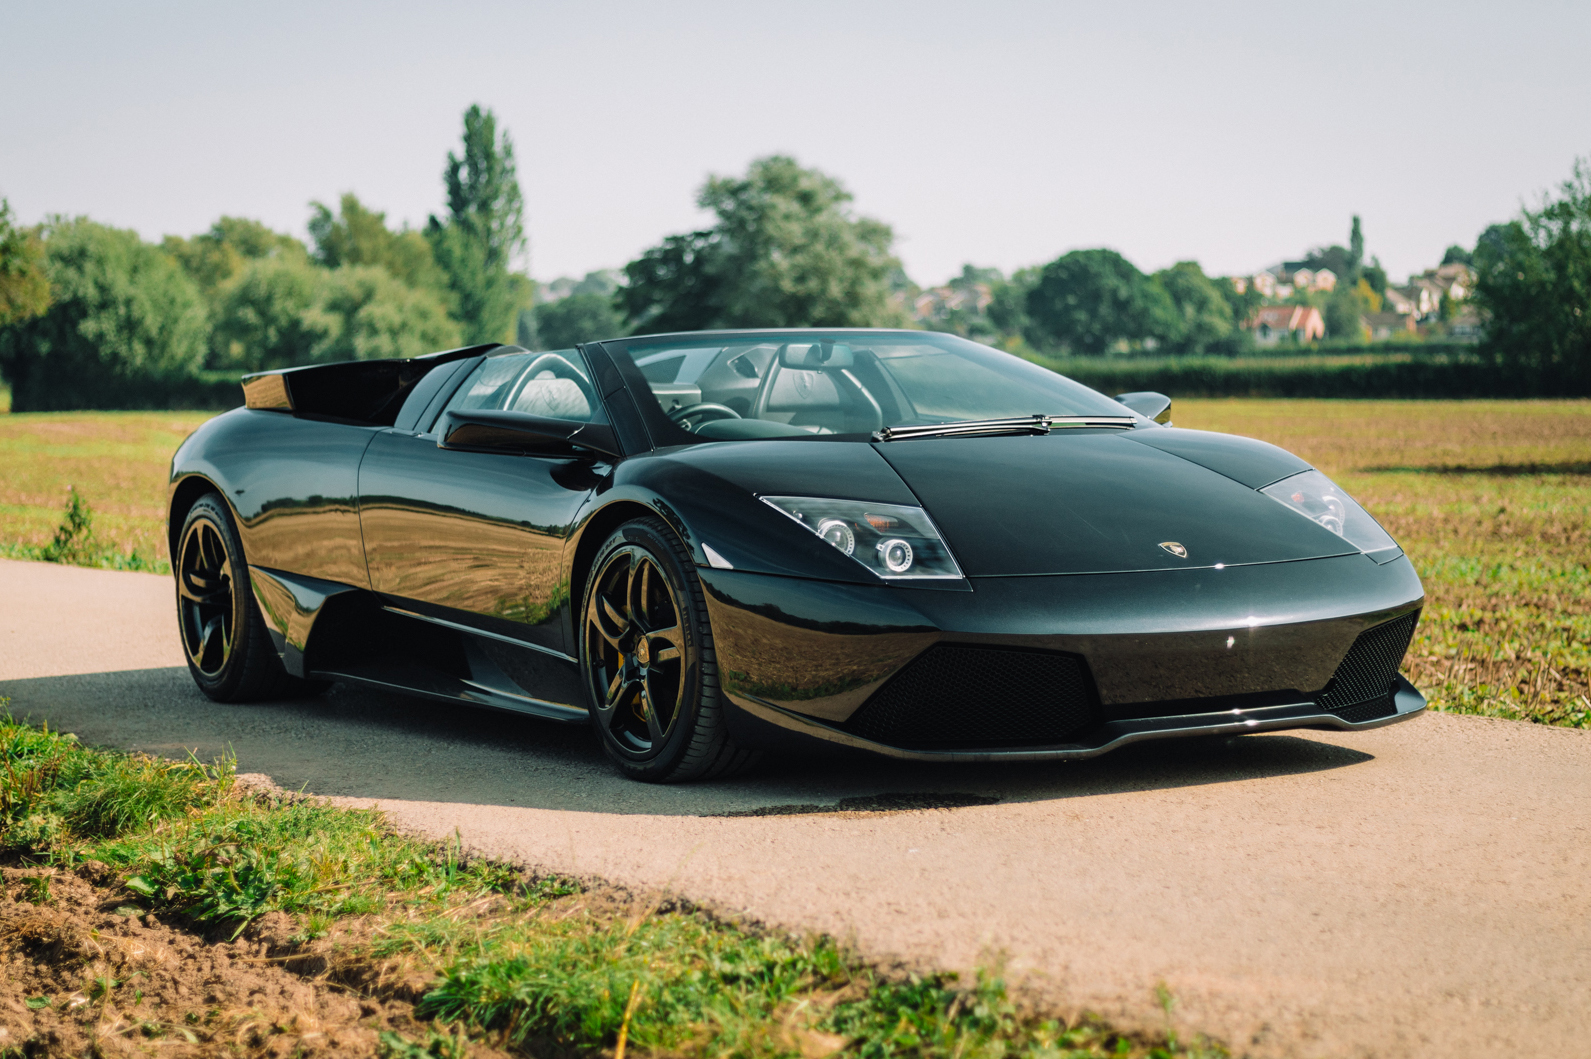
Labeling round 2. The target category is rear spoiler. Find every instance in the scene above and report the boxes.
[241,344,503,425]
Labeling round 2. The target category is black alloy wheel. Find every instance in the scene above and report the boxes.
[580,516,756,782]
[175,493,320,703]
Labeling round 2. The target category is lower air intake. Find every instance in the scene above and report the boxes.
[1315,610,1420,723]
[844,644,1100,749]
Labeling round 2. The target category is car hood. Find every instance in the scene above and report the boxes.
[873,431,1358,576]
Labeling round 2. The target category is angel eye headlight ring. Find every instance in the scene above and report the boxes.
[816,518,856,556]
[759,496,963,580]
[877,538,914,574]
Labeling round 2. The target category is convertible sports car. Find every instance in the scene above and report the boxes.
[168,329,1425,782]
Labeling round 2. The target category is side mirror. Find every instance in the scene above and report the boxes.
[1114,391,1172,425]
[780,342,854,369]
[436,409,621,459]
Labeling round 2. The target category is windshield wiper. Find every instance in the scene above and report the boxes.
[872,414,1137,442]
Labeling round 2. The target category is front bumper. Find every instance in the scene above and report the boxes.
[700,553,1426,758]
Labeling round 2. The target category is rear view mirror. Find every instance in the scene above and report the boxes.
[1114,391,1172,424]
[780,342,854,369]
[436,409,620,459]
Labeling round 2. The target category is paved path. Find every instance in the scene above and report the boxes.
[2,558,1587,1058]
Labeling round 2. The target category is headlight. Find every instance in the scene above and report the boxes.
[760,497,964,579]
[1261,470,1396,554]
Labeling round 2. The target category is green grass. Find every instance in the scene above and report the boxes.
[0,709,1221,1058]
[0,409,217,570]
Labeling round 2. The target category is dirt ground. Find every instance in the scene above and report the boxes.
[0,863,500,1058]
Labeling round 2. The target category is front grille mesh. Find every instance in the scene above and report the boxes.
[1315,610,1420,723]
[844,644,1099,749]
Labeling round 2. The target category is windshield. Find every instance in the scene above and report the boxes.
[603,330,1132,444]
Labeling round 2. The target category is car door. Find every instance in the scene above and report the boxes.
[356,348,609,658]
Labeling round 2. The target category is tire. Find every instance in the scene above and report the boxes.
[174,493,323,703]
[579,516,758,783]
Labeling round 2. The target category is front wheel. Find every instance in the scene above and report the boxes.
[580,516,757,782]
[175,493,323,703]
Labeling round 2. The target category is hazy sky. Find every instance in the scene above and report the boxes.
[4,1,1587,286]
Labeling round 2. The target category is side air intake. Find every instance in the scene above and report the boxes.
[1315,610,1420,724]
[844,644,1100,749]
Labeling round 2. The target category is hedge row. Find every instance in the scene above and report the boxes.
[1040,354,1582,399]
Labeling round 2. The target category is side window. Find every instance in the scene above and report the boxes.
[438,350,598,425]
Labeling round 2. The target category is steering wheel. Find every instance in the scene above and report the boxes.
[668,402,742,433]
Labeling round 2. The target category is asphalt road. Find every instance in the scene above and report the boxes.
[2,557,1587,1058]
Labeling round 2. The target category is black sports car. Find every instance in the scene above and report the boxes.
[168,329,1425,782]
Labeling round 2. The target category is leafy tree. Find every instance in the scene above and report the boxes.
[1218,275,1264,331]
[621,156,901,332]
[0,200,51,327]
[619,230,721,333]
[426,105,527,343]
[1349,215,1365,272]
[533,291,625,349]
[0,217,207,410]
[314,265,463,362]
[1024,249,1176,355]
[211,256,460,372]
[309,193,450,303]
[1152,261,1237,354]
[209,256,325,370]
[1440,244,1474,267]
[1361,258,1388,295]
[1324,285,1368,340]
[985,267,1038,347]
[1472,158,1591,391]
[161,217,306,306]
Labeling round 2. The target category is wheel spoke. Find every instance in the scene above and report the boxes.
[603,670,625,709]
[642,690,665,743]
[198,615,225,665]
[648,622,685,664]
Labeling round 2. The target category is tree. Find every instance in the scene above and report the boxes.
[308,193,450,304]
[161,217,306,307]
[1350,215,1365,272]
[1024,249,1176,355]
[534,291,625,349]
[985,266,1039,348]
[620,156,901,332]
[0,200,51,328]
[426,105,528,343]
[1152,261,1237,354]
[211,256,460,372]
[1472,157,1591,391]
[1441,244,1474,267]
[0,217,207,410]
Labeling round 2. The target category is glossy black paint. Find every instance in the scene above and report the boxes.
[170,330,1427,764]
[870,432,1355,576]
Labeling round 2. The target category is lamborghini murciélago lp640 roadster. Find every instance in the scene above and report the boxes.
[168,329,1425,782]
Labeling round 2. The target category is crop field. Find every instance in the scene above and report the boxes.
[1,399,1587,728]
[1173,399,1591,728]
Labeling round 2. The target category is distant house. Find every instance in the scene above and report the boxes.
[1382,287,1418,316]
[1425,263,1475,301]
[912,282,992,322]
[1249,272,1278,298]
[1448,306,1484,341]
[1308,268,1337,292]
[1361,311,1417,340]
[1247,304,1325,344]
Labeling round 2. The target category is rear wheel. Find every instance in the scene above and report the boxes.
[580,516,757,782]
[176,493,321,702]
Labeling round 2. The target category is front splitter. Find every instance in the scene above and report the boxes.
[726,675,1426,763]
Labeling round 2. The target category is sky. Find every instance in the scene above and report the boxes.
[3,0,1588,287]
